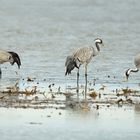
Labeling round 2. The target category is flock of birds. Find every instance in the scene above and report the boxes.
[0,38,140,104]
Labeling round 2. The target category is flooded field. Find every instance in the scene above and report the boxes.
[0,0,140,139]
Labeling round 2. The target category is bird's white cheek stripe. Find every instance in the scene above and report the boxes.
[95,39,101,43]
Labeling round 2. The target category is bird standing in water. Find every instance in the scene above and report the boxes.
[65,38,104,105]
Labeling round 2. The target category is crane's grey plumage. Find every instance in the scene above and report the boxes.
[0,50,21,77]
[125,53,140,80]
[65,38,104,103]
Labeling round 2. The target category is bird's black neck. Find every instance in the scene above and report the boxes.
[95,42,100,52]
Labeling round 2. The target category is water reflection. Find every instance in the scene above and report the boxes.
[134,104,140,117]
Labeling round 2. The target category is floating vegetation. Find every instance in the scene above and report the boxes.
[89,91,98,99]
[116,87,140,97]
[99,85,106,91]
[27,77,35,82]
[1,79,140,109]
[122,88,134,94]
[29,122,42,125]
[1,84,37,96]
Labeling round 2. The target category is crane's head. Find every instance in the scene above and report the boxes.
[8,52,21,69]
[94,38,104,46]
[125,68,139,81]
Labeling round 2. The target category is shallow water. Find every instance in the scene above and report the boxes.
[0,0,140,139]
[0,106,140,140]
[0,0,140,89]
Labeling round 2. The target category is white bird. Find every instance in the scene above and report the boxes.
[125,53,140,80]
[0,50,21,77]
[65,38,104,103]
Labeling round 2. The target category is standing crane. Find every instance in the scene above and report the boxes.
[65,38,104,104]
[0,50,21,77]
[125,53,140,80]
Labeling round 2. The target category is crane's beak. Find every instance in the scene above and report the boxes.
[123,75,129,82]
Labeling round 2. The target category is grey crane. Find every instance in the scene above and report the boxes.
[125,53,140,80]
[0,50,21,77]
[65,38,104,103]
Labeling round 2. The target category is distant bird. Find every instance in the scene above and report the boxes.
[125,53,140,80]
[0,50,21,77]
[65,38,104,103]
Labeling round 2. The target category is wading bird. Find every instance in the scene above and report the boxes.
[65,38,104,104]
[0,50,21,77]
[125,53,140,80]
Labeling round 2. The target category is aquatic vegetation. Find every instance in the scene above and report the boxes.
[89,91,98,99]
[122,88,134,94]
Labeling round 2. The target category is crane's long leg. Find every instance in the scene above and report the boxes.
[0,68,1,79]
[85,64,88,102]
[76,68,79,102]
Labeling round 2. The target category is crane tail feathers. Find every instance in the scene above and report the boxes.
[65,64,75,75]
[65,57,78,76]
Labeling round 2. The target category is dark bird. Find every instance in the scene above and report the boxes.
[0,50,21,77]
[125,53,140,80]
[65,38,104,103]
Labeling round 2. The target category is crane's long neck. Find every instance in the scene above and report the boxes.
[131,68,139,73]
[92,42,100,56]
[95,42,100,52]
[128,68,139,74]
